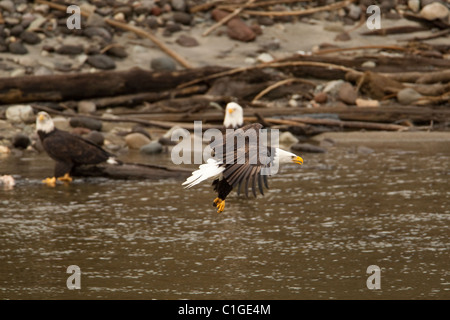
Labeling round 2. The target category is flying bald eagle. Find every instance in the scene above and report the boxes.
[183,123,303,213]
[36,111,118,186]
[223,102,244,129]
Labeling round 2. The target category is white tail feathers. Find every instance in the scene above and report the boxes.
[182,158,224,188]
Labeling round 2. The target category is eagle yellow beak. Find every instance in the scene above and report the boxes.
[228,108,234,114]
[39,114,45,121]
[293,156,303,165]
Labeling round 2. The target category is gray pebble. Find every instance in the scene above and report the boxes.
[140,141,163,155]
[20,31,41,45]
[84,131,104,146]
[8,41,28,54]
[0,43,8,52]
[171,0,186,12]
[86,54,116,70]
[69,117,102,131]
[397,88,422,105]
[408,0,420,12]
[86,13,107,28]
[164,21,182,35]
[314,92,328,104]
[4,17,20,25]
[95,7,113,16]
[176,34,199,47]
[105,45,128,58]
[257,16,274,26]
[347,4,361,20]
[34,66,53,76]
[151,56,176,71]
[12,133,31,149]
[145,16,160,29]
[135,0,155,15]
[77,101,96,114]
[0,0,15,13]
[260,39,280,51]
[6,105,35,123]
[125,132,151,149]
[56,44,84,55]
[338,82,357,105]
[173,11,192,25]
[323,80,345,97]
[16,3,27,13]
[10,25,24,37]
[85,45,101,55]
[361,60,376,68]
[113,6,133,19]
[84,27,112,42]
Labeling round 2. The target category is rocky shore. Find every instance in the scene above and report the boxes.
[0,0,449,164]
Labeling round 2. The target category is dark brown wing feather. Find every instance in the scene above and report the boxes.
[42,129,111,165]
[211,123,275,198]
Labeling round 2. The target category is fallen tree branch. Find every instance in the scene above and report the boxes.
[107,105,450,124]
[415,92,450,106]
[177,61,359,89]
[88,85,208,109]
[360,25,429,36]
[280,53,450,74]
[314,45,408,55]
[0,66,227,104]
[30,104,221,130]
[245,115,409,131]
[251,78,315,103]
[285,117,410,131]
[405,83,450,97]
[416,69,450,84]
[401,28,450,41]
[218,0,312,10]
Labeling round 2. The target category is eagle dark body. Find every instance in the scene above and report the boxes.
[38,128,112,178]
[210,123,273,204]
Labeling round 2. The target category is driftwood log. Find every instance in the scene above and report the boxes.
[0,66,227,104]
[280,54,450,76]
[72,162,191,180]
[123,105,450,124]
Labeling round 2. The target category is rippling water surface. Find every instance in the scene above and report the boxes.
[0,141,449,299]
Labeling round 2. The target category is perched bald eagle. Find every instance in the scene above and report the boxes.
[183,123,303,213]
[223,102,244,129]
[36,111,117,186]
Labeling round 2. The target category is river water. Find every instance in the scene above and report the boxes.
[0,135,449,299]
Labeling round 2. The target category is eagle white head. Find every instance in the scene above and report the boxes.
[273,148,303,165]
[223,102,244,129]
[36,111,54,134]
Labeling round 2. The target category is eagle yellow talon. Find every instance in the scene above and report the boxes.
[216,200,225,213]
[57,173,73,183]
[213,197,221,205]
[42,177,56,187]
